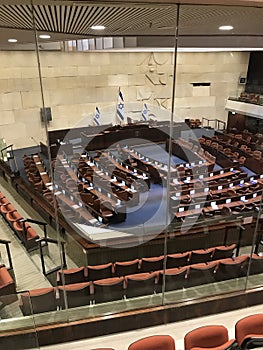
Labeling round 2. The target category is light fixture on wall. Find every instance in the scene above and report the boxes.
[219,25,234,31]
[91,25,106,30]
[39,34,51,39]
[8,38,17,43]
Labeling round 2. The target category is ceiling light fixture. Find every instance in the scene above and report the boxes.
[39,34,51,39]
[219,25,234,31]
[91,25,105,30]
[8,38,17,43]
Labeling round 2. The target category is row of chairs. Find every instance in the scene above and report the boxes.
[58,244,237,285]
[20,255,263,315]
[0,191,39,251]
[118,314,263,350]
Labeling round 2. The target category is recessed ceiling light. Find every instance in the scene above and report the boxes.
[8,38,17,43]
[39,34,51,39]
[91,25,105,30]
[219,25,234,31]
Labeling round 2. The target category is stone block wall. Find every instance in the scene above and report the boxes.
[0,50,249,149]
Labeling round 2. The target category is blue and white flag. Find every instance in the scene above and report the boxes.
[93,106,101,126]
[116,90,125,122]
[141,103,149,121]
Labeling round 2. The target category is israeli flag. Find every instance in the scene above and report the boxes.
[116,90,125,122]
[93,106,101,126]
[141,103,149,121]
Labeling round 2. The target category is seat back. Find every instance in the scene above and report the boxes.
[166,252,189,268]
[125,272,157,298]
[211,244,236,261]
[87,263,113,281]
[187,262,216,288]
[184,325,229,350]
[20,287,57,316]
[140,256,164,273]
[128,335,175,350]
[58,267,86,285]
[235,314,263,348]
[114,259,139,277]
[188,249,213,264]
[58,282,92,308]
[92,277,124,303]
[158,267,187,293]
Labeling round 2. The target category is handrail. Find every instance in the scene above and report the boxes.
[0,239,13,270]
[202,118,226,130]
[37,237,67,276]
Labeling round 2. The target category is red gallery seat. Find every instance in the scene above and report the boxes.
[210,244,236,261]
[140,256,164,273]
[87,263,113,281]
[166,252,189,268]
[57,267,86,285]
[128,335,175,350]
[157,266,188,293]
[188,248,214,264]
[114,259,140,277]
[184,325,236,350]
[186,261,217,288]
[124,272,157,298]
[92,277,124,303]
[215,256,248,282]
[235,314,263,350]
[58,282,92,308]
[20,287,57,316]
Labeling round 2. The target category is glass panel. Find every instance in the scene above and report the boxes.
[0,0,262,340]
[163,3,263,305]
[35,1,178,322]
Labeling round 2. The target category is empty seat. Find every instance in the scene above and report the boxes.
[58,282,92,308]
[92,277,124,303]
[247,254,263,275]
[215,256,248,282]
[157,267,187,293]
[184,325,236,350]
[125,272,157,298]
[140,256,164,273]
[20,287,57,316]
[87,263,113,281]
[186,262,216,288]
[166,252,189,268]
[128,335,175,350]
[6,210,22,223]
[114,259,139,277]
[211,244,236,261]
[0,203,16,216]
[0,266,16,297]
[235,314,263,350]
[188,248,214,264]
[57,267,86,285]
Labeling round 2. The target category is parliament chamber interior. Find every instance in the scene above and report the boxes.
[0,0,263,349]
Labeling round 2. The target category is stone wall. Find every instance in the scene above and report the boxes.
[0,50,249,149]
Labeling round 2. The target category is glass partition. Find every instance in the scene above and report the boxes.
[0,0,262,346]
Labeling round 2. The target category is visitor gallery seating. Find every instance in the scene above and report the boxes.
[128,335,176,350]
[20,287,58,316]
[235,314,263,350]
[124,272,157,298]
[92,277,124,303]
[58,282,92,309]
[184,325,236,350]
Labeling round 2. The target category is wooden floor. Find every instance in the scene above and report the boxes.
[0,176,77,319]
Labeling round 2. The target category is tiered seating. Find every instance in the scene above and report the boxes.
[19,254,262,313]
[0,266,16,301]
[0,190,39,250]
[15,246,259,311]
[124,313,263,350]
[184,325,236,350]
